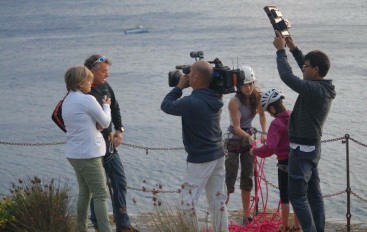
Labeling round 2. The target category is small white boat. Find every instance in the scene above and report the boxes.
[124,25,149,34]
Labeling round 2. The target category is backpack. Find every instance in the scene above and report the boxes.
[51,93,68,133]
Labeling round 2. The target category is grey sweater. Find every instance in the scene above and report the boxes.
[276,48,336,145]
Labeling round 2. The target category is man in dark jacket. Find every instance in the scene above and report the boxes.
[84,55,138,232]
[273,31,336,232]
[161,60,228,231]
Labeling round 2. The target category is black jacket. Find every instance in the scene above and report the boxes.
[89,82,123,137]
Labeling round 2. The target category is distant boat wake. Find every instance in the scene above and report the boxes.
[124,25,149,34]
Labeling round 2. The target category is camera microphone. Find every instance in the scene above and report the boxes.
[101,86,108,101]
[190,51,204,60]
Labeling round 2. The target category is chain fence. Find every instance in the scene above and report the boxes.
[0,135,349,152]
[1,135,366,205]
[0,141,66,146]
[350,137,367,148]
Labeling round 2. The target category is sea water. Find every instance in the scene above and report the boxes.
[0,0,366,223]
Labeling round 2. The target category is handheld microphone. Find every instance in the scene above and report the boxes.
[101,86,108,101]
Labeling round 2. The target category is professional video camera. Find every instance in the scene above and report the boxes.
[264,5,291,37]
[168,51,245,95]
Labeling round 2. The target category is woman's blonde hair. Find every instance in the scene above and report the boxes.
[64,65,93,91]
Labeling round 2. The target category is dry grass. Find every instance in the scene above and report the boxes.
[129,209,367,232]
[113,179,367,232]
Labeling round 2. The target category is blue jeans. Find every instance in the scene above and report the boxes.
[90,147,131,230]
[288,144,325,232]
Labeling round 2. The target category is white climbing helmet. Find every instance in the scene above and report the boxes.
[261,88,285,111]
[238,65,256,87]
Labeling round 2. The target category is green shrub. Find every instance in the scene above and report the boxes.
[0,196,16,231]
[3,176,76,232]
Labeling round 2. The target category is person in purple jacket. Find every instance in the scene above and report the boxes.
[250,88,300,232]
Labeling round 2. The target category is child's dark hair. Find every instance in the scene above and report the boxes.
[267,98,286,115]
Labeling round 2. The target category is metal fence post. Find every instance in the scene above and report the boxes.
[343,134,351,232]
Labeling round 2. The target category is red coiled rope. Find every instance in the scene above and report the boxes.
[204,139,287,231]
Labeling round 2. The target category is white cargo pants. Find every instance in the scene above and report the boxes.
[181,156,228,232]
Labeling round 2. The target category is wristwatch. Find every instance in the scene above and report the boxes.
[117,127,125,132]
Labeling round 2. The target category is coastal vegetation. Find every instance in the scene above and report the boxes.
[1,176,365,231]
[0,176,76,232]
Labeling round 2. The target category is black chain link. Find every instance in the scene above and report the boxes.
[259,176,279,189]
[259,176,348,199]
[126,186,181,194]
[261,176,357,201]
[122,143,184,155]
[0,135,366,203]
[323,190,346,198]
[0,141,66,146]
[0,135,357,148]
[0,141,184,155]
[2,185,364,202]
[350,190,367,203]
[321,136,345,143]
[349,137,367,148]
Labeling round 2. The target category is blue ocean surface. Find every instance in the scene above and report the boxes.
[0,0,366,223]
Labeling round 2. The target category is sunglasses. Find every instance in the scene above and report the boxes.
[91,56,106,67]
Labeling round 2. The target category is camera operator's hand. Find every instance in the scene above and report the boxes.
[273,30,286,50]
[177,74,189,90]
[285,36,297,51]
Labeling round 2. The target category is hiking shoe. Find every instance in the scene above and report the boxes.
[242,215,253,225]
[118,226,139,232]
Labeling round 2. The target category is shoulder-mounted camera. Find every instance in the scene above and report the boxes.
[168,51,245,95]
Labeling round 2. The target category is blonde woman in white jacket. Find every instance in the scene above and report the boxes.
[62,65,112,232]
